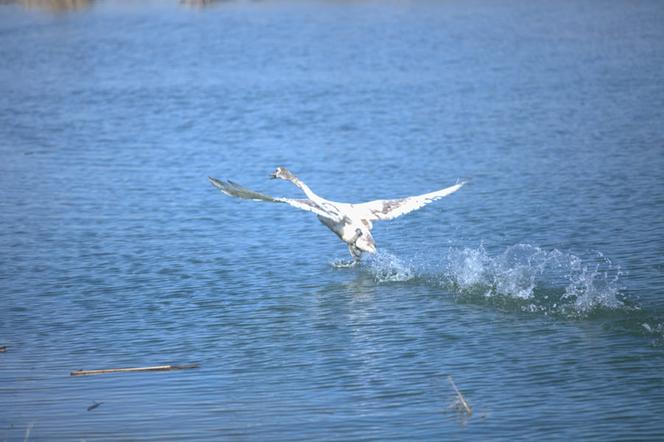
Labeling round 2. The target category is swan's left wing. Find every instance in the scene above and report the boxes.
[210,178,280,202]
[353,181,465,221]
[209,177,332,218]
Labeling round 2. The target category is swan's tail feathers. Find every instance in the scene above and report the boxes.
[208,177,279,202]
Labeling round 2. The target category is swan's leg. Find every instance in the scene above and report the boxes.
[347,229,364,265]
[350,228,362,244]
[347,244,363,266]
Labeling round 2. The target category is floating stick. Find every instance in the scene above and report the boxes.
[448,376,472,416]
[24,422,34,442]
[70,364,199,376]
[87,401,103,411]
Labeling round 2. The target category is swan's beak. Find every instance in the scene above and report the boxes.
[269,172,277,179]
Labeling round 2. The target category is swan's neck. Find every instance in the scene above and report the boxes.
[289,176,324,203]
[289,175,345,221]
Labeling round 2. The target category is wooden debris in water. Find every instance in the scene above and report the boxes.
[70,364,199,376]
[448,375,472,416]
[87,401,103,411]
[23,422,34,442]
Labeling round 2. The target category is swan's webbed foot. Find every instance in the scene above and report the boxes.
[332,229,364,268]
[332,242,363,269]
[333,259,359,268]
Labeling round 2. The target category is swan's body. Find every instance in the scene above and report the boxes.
[209,167,465,264]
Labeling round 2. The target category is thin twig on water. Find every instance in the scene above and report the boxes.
[448,376,472,416]
[24,422,34,442]
[87,401,103,411]
[70,364,199,376]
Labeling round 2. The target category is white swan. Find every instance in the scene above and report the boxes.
[209,167,465,264]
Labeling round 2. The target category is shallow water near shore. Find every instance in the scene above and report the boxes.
[1,0,664,440]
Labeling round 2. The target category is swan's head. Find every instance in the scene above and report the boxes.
[270,167,295,181]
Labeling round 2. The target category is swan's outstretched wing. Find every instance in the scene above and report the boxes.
[353,182,465,221]
[209,177,331,218]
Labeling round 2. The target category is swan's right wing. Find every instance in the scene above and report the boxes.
[209,177,331,218]
[353,181,465,221]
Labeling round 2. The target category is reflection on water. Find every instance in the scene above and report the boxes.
[12,0,245,11]
[18,0,91,11]
[180,0,229,7]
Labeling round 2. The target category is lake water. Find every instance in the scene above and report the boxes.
[1,0,664,440]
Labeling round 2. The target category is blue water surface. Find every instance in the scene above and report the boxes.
[1,0,664,440]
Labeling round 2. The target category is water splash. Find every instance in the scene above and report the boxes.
[366,251,415,283]
[360,243,628,317]
[445,245,544,300]
[640,322,664,346]
[442,244,625,316]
